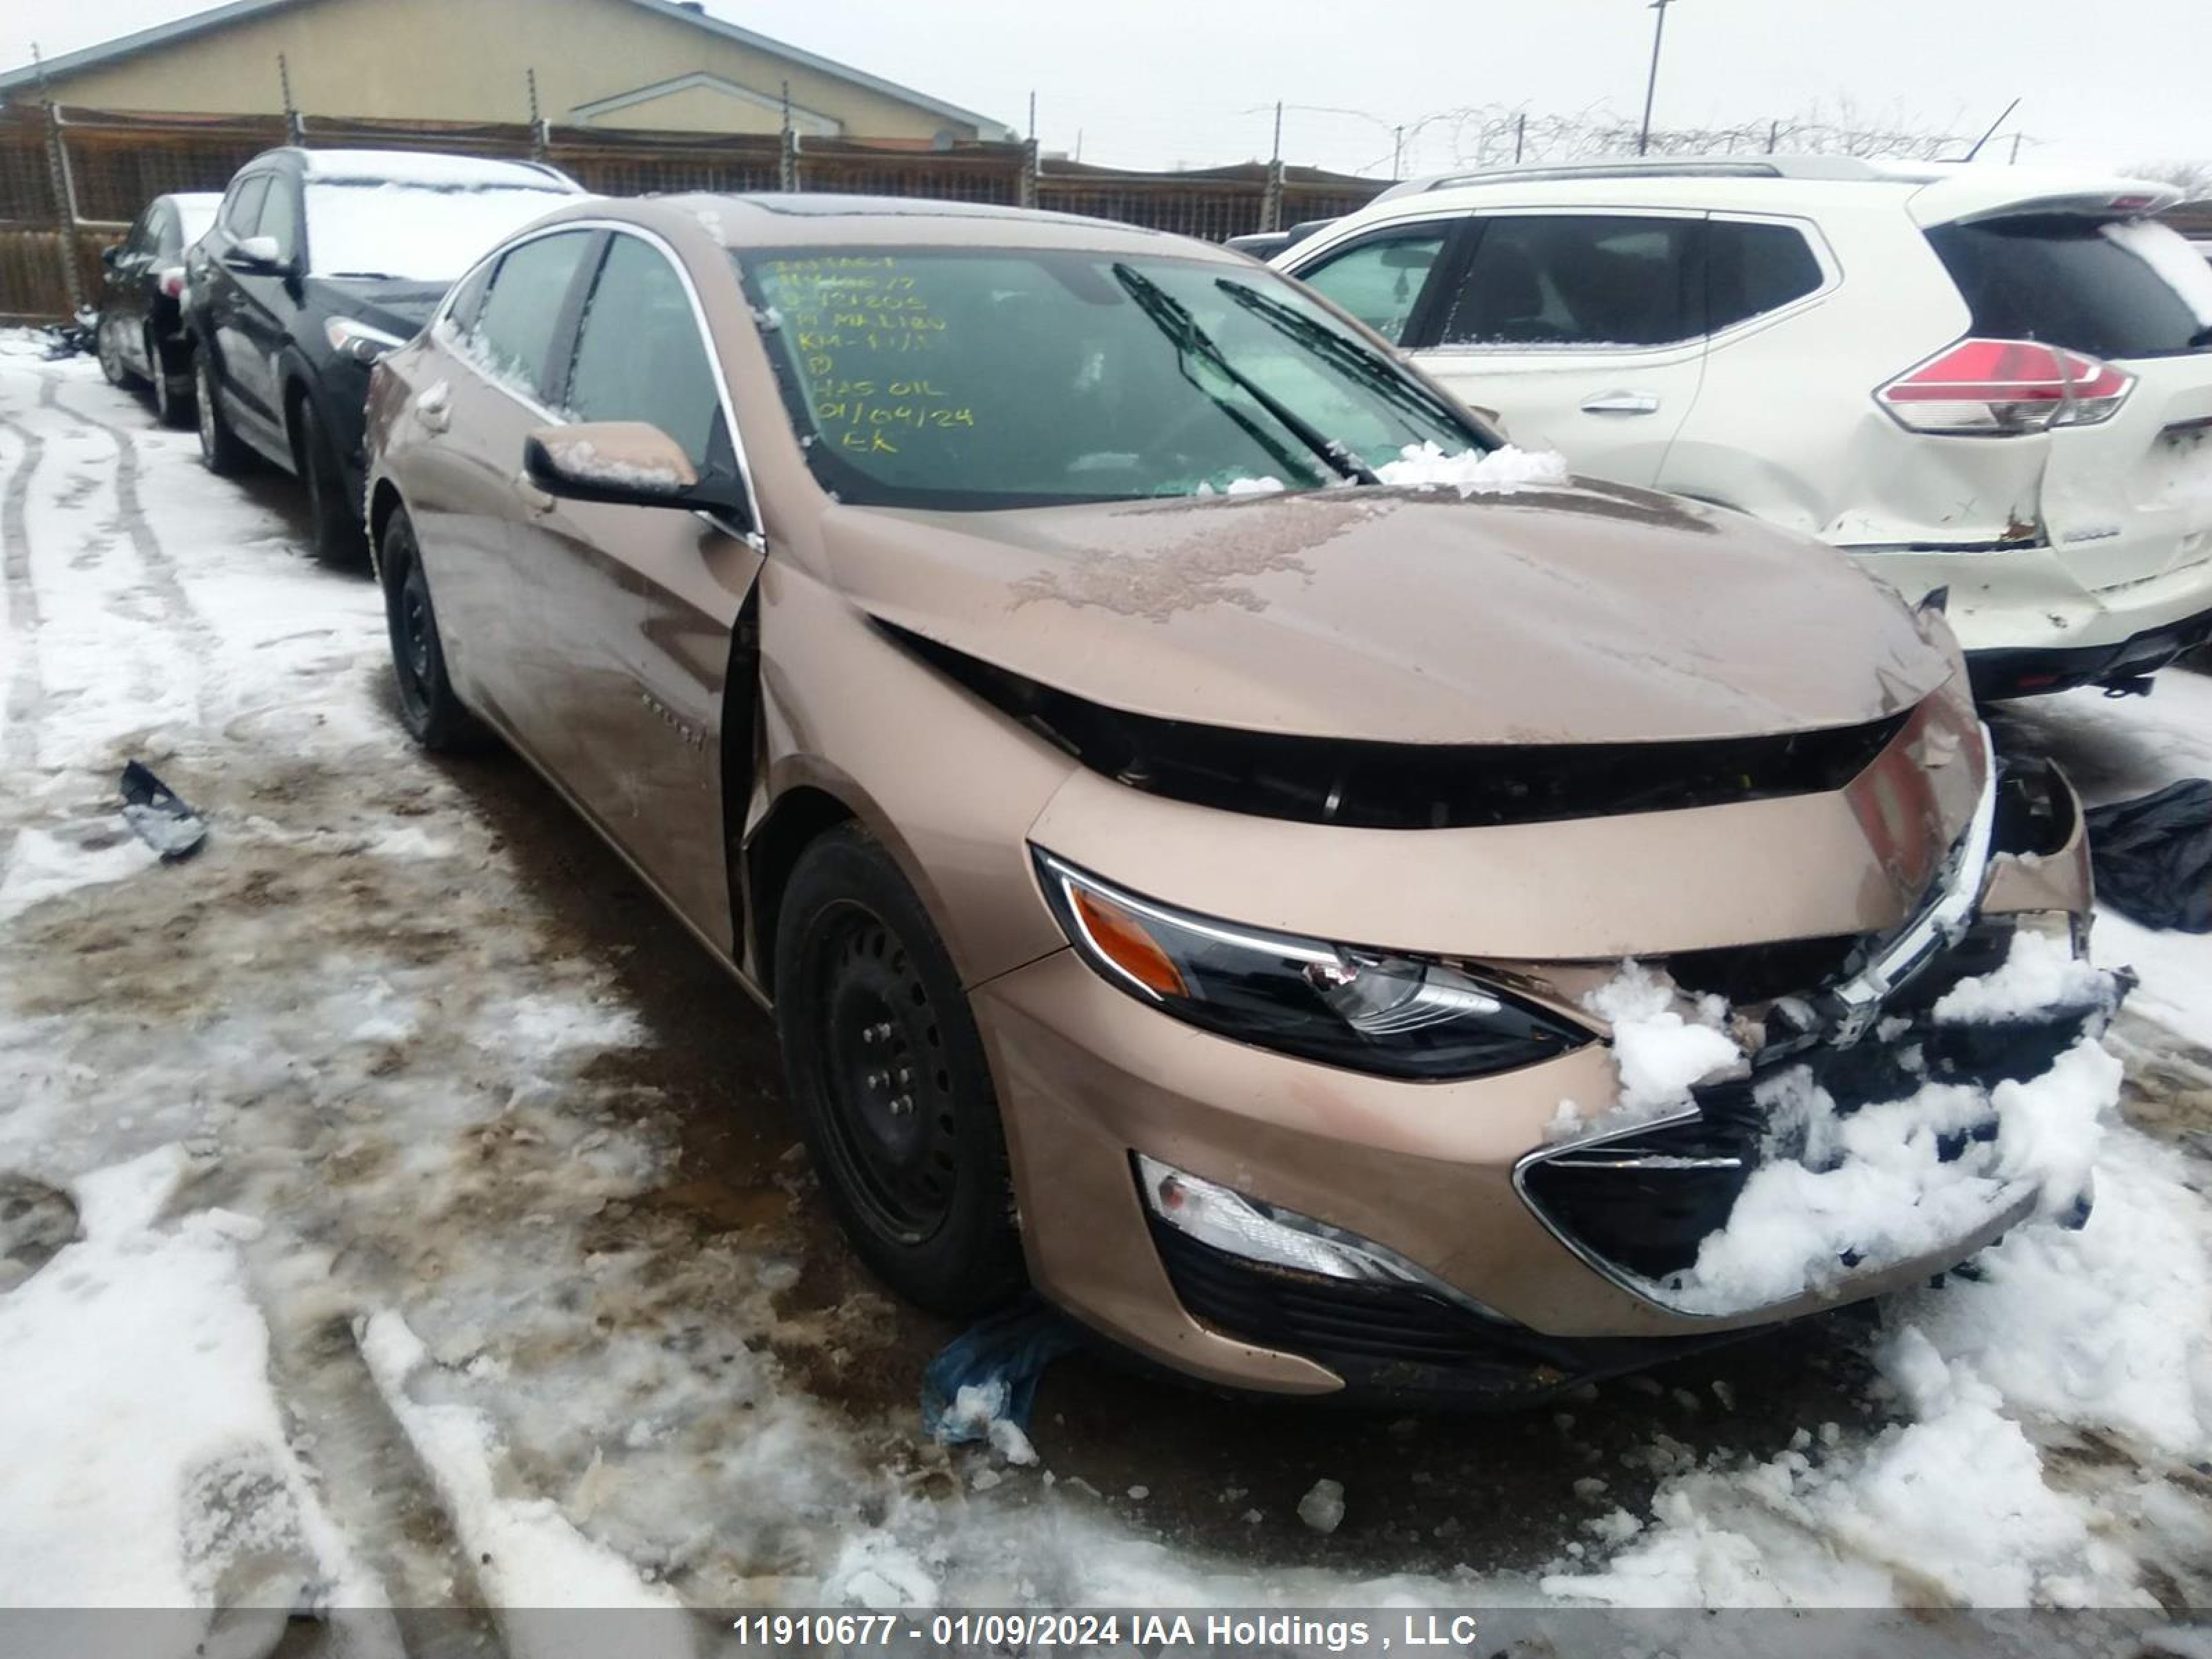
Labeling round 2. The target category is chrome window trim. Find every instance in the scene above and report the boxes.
[431,216,765,551]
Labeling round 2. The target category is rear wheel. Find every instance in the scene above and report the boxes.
[380,508,486,752]
[774,826,1024,1317]
[147,328,191,429]
[96,315,138,388]
[194,353,248,475]
[294,394,366,566]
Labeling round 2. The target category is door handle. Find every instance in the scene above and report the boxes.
[514,471,554,514]
[1581,391,1662,416]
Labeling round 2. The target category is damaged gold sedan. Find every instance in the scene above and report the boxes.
[363,196,2119,1404]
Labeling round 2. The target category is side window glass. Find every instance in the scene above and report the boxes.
[1440,215,1700,348]
[563,235,722,465]
[1707,221,1823,332]
[470,231,593,402]
[223,176,269,238]
[1295,230,1450,344]
[442,261,494,341]
[254,179,301,264]
[153,207,182,259]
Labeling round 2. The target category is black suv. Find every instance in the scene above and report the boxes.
[185,147,579,560]
[95,190,223,427]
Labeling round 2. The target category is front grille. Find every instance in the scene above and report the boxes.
[1521,922,2111,1288]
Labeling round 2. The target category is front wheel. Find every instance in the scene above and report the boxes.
[296,395,367,566]
[774,826,1024,1317]
[380,507,486,752]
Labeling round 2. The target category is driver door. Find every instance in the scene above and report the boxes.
[507,229,764,949]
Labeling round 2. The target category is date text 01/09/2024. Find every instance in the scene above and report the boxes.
[726,1613,1488,1652]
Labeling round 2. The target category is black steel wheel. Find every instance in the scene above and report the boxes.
[380,507,485,751]
[775,825,1023,1315]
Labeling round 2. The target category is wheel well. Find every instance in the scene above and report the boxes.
[367,481,404,562]
[744,786,855,997]
[283,377,312,467]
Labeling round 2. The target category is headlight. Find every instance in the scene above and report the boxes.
[324,317,409,364]
[1033,850,1591,1080]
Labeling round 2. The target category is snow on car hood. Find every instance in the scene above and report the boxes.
[826,480,1953,747]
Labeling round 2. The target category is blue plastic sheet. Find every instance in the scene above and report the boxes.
[920,1296,1084,1445]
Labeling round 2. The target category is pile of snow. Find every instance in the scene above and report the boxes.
[1375,440,1571,497]
[1932,926,2115,1022]
[1194,474,1286,497]
[1550,960,1743,1140]
[538,435,688,494]
[2102,218,2212,330]
[0,1147,378,1613]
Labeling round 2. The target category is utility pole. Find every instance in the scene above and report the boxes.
[778,78,798,191]
[1392,124,1404,179]
[1638,0,1676,156]
[279,51,303,144]
[1260,100,1285,234]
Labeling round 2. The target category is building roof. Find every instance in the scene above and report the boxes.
[0,0,1014,139]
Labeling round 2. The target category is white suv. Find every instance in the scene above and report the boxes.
[1276,158,2212,699]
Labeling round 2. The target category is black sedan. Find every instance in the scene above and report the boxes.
[185,146,579,561]
[95,191,221,427]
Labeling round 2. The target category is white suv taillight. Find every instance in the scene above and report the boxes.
[158,267,185,299]
[1875,337,2133,435]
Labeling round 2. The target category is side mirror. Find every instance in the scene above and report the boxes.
[225,234,286,272]
[523,422,751,526]
[101,245,122,270]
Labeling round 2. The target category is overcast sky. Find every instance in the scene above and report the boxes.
[3,0,2205,178]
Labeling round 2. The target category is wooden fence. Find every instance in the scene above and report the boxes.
[0,102,1389,323]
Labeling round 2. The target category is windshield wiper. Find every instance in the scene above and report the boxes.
[1111,262,1379,486]
[1214,277,1479,441]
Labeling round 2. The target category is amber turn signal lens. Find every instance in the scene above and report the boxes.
[1071,887,1190,998]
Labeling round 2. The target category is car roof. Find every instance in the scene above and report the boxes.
[1358,156,2182,231]
[245,147,580,192]
[594,192,1237,260]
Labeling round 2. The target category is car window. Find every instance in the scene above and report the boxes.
[1438,215,1702,348]
[121,208,158,260]
[1927,214,2212,361]
[1294,229,1450,344]
[150,205,181,258]
[738,245,1485,509]
[562,234,721,466]
[442,261,494,340]
[467,230,593,402]
[222,176,270,238]
[254,178,301,265]
[1706,221,1824,332]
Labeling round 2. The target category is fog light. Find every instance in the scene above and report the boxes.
[1137,1154,1420,1284]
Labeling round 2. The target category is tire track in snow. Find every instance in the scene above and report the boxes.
[38,375,216,724]
[0,401,48,773]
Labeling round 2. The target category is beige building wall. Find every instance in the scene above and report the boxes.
[27,0,992,140]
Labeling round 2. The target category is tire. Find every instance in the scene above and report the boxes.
[774,825,1024,1318]
[96,315,138,388]
[194,352,249,475]
[147,328,191,429]
[380,508,487,752]
[294,393,368,566]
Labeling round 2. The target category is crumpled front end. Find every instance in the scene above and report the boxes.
[977,702,2121,1403]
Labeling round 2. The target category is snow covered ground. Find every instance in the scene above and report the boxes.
[1,339,2209,1640]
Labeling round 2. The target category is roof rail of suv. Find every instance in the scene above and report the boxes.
[1374,153,1942,203]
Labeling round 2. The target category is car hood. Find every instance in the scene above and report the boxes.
[824,480,1953,746]
[304,276,447,339]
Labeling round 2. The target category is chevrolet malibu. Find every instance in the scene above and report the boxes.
[363,196,2115,1403]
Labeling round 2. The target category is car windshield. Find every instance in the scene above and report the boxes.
[735,245,1487,508]
[306,181,573,283]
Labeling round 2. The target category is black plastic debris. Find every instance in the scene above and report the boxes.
[119,761,208,861]
[2085,778,2212,932]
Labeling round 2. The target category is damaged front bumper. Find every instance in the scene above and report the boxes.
[975,746,2116,1405]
